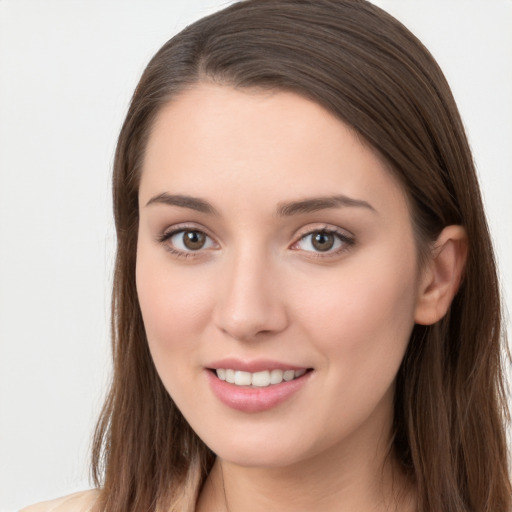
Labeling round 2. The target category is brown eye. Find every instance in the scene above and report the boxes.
[311,231,335,252]
[294,229,353,255]
[182,230,206,250]
[165,229,216,253]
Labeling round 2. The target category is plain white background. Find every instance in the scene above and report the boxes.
[0,1,510,510]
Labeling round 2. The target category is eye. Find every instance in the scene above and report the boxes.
[294,229,353,254]
[160,228,216,254]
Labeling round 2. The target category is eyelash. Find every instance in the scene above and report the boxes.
[157,225,355,260]
[157,225,217,259]
[291,226,355,259]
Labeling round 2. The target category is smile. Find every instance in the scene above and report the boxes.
[206,363,312,413]
[215,368,307,387]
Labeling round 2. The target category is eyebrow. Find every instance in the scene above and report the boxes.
[276,195,377,216]
[145,192,376,216]
[145,193,219,215]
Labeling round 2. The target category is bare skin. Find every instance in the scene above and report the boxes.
[136,84,466,512]
[196,421,417,512]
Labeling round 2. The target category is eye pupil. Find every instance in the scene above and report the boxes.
[312,231,335,251]
[183,231,206,250]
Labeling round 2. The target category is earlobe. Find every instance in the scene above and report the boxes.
[414,225,468,326]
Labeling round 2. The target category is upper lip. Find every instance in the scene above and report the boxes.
[206,358,309,373]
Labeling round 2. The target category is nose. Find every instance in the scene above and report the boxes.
[212,248,288,341]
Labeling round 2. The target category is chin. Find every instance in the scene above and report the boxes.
[198,426,326,470]
[216,446,307,469]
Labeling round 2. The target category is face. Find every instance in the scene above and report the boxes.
[136,84,423,469]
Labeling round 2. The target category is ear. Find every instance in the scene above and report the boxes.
[414,225,468,326]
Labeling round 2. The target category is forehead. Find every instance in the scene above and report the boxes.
[139,83,408,219]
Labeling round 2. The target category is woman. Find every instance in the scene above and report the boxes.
[22,0,511,511]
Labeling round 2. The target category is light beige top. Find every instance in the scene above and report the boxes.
[19,490,100,512]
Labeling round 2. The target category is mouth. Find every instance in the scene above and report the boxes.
[206,363,313,412]
[212,368,309,387]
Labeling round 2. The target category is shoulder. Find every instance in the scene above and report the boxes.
[19,490,100,512]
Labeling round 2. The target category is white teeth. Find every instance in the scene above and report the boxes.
[215,368,307,387]
[283,370,295,381]
[251,370,270,387]
[234,371,252,386]
[269,369,283,384]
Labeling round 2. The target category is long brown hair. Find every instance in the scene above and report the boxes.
[91,1,511,510]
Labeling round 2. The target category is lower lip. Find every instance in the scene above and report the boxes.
[206,370,312,413]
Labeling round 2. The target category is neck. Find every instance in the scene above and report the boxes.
[196,426,415,512]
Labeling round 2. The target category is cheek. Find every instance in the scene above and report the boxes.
[135,247,214,365]
[135,254,218,408]
[290,255,417,434]
[293,251,418,370]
